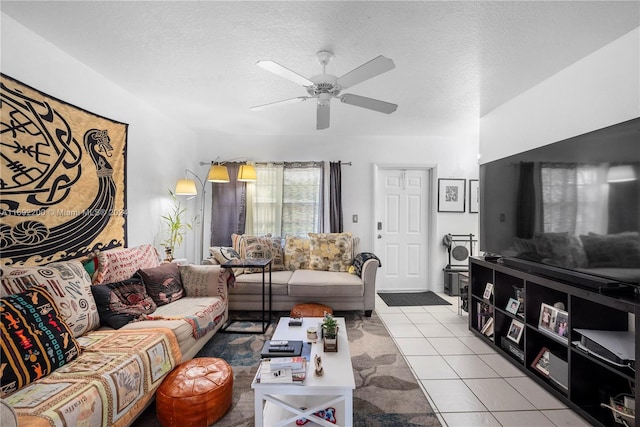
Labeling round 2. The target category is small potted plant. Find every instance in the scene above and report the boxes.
[161,190,192,261]
[322,312,338,352]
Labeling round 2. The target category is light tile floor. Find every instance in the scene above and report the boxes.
[375,293,591,427]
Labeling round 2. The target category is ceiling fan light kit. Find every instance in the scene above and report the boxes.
[251,50,398,130]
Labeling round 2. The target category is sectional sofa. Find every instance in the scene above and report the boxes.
[206,232,380,316]
[0,244,232,427]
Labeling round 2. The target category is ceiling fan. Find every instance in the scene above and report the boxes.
[250,51,398,130]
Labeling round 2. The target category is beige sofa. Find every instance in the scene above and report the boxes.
[0,245,231,427]
[206,233,380,316]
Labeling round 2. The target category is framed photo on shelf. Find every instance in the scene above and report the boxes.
[506,297,520,315]
[483,282,494,300]
[531,347,551,377]
[538,303,568,343]
[507,318,524,344]
[469,179,479,213]
[438,178,466,212]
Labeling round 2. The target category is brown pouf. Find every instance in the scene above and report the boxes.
[290,303,334,318]
[156,357,233,427]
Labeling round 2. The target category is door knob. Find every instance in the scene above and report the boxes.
[377,234,382,239]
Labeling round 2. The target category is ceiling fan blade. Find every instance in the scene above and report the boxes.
[336,55,395,89]
[317,101,330,130]
[256,60,314,86]
[250,96,310,111]
[340,94,398,114]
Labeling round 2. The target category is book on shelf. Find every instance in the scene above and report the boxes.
[477,301,493,332]
[256,358,308,384]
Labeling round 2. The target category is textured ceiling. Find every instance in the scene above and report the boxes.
[2,1,638,137]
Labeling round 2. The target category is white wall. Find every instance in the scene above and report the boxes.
[196,132,480,291]
[1,14,200,261]
[480,27,640,164]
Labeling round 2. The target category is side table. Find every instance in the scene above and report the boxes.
[221,258,272,334]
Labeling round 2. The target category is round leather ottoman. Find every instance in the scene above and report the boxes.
[156,357,233,427]
[290,303,333,318]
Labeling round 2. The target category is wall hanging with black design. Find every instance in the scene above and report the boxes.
[0,74,128,266]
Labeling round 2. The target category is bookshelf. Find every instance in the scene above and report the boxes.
[469,256,638,426]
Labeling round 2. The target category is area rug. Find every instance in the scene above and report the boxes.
[377,291,451,307]
[131,311,441,426]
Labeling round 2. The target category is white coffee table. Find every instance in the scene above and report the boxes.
[252,317,355,427]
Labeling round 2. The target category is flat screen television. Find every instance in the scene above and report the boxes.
[479,117,640,291]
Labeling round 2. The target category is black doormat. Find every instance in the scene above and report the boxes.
[378,291,452,307]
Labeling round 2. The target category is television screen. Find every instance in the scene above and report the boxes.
[480,117,640,288]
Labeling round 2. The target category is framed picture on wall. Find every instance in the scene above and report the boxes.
[438,178,466,212]
[469,179,479,213]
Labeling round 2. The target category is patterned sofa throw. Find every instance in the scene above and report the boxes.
[1,287,81,396]
[92,244,160,285]
[0,260,100,337]
[309,232,354,272]
[5,328,180,427]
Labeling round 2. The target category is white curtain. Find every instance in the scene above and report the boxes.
[247,163,284,236]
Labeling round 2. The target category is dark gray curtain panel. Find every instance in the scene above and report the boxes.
[211,163,246,246]
[329,161,343,233]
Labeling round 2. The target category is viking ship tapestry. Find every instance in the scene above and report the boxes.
[0,74,128,266]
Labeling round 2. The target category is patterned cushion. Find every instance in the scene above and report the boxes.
[284,235,310,270]
[1,287,81,396]
[137,263,184,306]
[308,232,353,272]
[179,264,233,297]
[209,246,244,274]
[93,244,160,285]
[0,260,100,337]
[243,235,273,273]
[90,277,157,329]
[261,236,285,272]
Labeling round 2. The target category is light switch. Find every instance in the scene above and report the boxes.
[352,214,358,223]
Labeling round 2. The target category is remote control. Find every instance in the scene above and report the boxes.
[269,346,294,352]
[270,340,288,346]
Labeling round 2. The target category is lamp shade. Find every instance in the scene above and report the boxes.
[175,179,198,195]
[607,165,637,183]
[237,164,257,182]
[207,164,230,182]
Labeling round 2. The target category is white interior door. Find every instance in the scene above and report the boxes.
[374,167,431,292]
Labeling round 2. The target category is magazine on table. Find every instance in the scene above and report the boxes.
[256,358,308,384]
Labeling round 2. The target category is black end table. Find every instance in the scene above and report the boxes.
[220,258,272,334]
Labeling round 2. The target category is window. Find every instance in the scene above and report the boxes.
[247,162,324,236]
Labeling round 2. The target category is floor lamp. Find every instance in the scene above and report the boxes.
[175,162,256,261]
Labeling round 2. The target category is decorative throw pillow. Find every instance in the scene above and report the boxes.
[308,232,353,272]
[90,277,157,329]
[209,246,244,274]
[93,244,160,285]
[261,236,285,272]
[284,235,310,270]
[0,260,100,337]
[243,235,273,273]
[179,264,232,297]
[137,263,184,306]
[1,287,81,396]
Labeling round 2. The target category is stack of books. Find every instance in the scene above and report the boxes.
[256,356,308,384]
